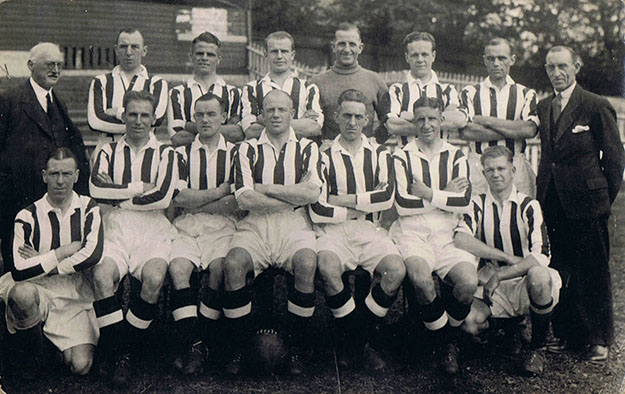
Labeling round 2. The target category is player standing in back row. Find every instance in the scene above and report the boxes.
[168,32,243,146]
[241,31,323,140]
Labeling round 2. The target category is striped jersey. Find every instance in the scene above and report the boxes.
[87,65,168,135]
[241,73,323,130]
[393,139,471,216]
[90,134,178,210]
[309,136,394,223]
[175,134,236,192]
[168,77,242,135]
[387,71,460,117]
[12,192,103,281]
[465,187,550,266]
[233,128,322,200]
[460,76,538,154]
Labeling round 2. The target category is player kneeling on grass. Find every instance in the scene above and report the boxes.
[222,90,321,376]
[390,96,477,374]
[456,146,561,375]
[309,89,405,371]
[0,148,103,376]
[89,90,179,387]
[168,93,239,374]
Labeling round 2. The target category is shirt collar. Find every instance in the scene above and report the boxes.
[41,191,80,217]
[331,134,373,156]
[407,70,440,87]
[29,77,52,103]
[485,185,521,207]
[191,133,227,154]
[260,72,297,87]
[258,127,298,148]
[483,75,515,90]
[403,138,454,157]
[555,81,576,100]
[187,76,227,89]
[118,132,160,153]
[111,65,149,79]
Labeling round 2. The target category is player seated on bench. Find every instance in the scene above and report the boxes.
[456,145,561,375]
[222,90,321,376]
[309,89,405,371]
[0,148,103,376]
[168,93,239,374]
[89,90,179,387]
[390,96,476,375]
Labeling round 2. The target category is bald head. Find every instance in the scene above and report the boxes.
[263,89,293,109]
[28,42,63,90]
[262,90,294,135]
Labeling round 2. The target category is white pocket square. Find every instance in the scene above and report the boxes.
[572,124,590,133]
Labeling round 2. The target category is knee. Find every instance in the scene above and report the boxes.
[7,283,38,313]
[379,257,406,288]
[168,258,194,284]
[69,350,93,376]
[292,251,317,282]
[453,279,478,304]
[406,261,434,293]
[527,265,551,295]
[224,249,252,282]
[208,258,224,279]
[317,252,342,282]
[141,260,168,293]
[92,259,119,292]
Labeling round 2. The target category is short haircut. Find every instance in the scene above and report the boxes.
[46,147,77,168]
[480,146,514,166]
[337,89,369,107]
[403,31,436,52]
[116,28,143,44]
[123,90,156,113]
[192,31,221,48]
[547,45,583,67]
[262,89,293,108]
[484,37,513,55]
[412,96,443,113]
[195,92,226,112]
[29,42,61,61]
[334,22,361,40]
[264,31,295,51]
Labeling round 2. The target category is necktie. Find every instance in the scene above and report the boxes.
[46,92,55,119]
[552,93,562,121]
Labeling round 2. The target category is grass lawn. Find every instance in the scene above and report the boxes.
[2,188,625,394]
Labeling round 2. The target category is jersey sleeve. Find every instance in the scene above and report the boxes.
[455,198,482,236]
[241,83,259,131]
[301,139,323,189]
[430,152,471,213]
[520,87,539,126]
[87,75,126,134]
[11,210,57,281]
[174,146,190,193]
[308,155,348,223]
[57,199,104,275]
[168,85,187,135]
[226,85,243,124]
[89,144,143,202]
[523,200,550,266]
[233,141,256,200]
[355,148,394,213]
[119,146,178,210]
[387,83,403,118]
[393,150,429,216]
[460,85,477,121]
[304,82,324,126]
[150,77,168,127]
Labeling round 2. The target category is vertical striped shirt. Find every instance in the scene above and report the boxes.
[393,140,471,216]
[90,134,178,211]
[87,65,168,135]
[460,76,539,154]
[233,128,322,200]
[167,77,242,135]
[241,73,323,130]
[465,187,550,266]
[175,134,236,192]
[12,192,103,281]
[309,136,394,223]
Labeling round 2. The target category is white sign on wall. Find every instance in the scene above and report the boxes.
[175,7,246,43]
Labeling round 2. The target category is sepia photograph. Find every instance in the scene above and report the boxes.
[0,0,623,392]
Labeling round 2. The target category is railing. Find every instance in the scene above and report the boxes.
[246,42,325,80]
[63,45,117,70]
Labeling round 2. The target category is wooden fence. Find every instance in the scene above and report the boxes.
[247,42,325,80]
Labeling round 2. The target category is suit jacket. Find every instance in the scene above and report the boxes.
[0,81,91,238]
[536,84,625,220]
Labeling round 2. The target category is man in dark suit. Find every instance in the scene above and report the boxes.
[536,46,625,362]
[0,42,90,274]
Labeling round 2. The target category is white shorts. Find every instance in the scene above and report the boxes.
[102,208,177,279]
[229,208,316,277]
[0,272,98,352]
[468,151,536,198]
[316,220,399,275]
[475,262,562,318]
[170,213,236,270]
[390,211,476,279]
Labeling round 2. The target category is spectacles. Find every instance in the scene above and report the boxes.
[42,62,64,71]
